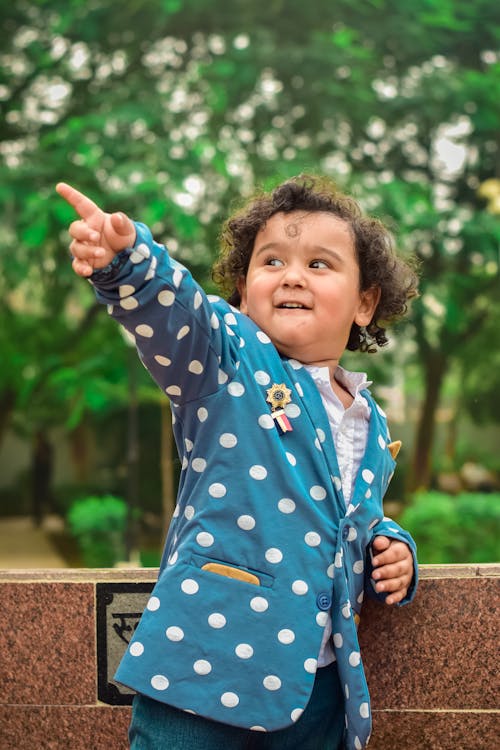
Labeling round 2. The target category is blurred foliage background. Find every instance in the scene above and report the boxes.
[0,0,499,566]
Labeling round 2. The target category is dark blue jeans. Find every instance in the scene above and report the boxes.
[129,662,345,749]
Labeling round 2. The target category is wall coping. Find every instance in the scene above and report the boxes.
[0,562,498,583]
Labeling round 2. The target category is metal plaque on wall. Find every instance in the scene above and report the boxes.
[96,581,154,705]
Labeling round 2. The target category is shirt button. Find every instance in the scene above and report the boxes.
[342,525,350,540]
[316,592,332,611]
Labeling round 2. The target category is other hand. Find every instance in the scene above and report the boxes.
[56,182,136,277]
[370,535,413,605]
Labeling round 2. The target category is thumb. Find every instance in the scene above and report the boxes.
[110,211,134,236]
[372,535,390,553]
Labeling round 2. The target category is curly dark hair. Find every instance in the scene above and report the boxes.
[212,174,419,351]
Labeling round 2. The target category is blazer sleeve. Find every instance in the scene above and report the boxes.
[364,517,418,606]
[89,222,239,405]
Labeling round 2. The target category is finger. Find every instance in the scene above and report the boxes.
[69,220,101,243]
[56,182,100,221]
[72,257,95,278]
[372,559,411,581]
[371,535,390,555]
[70,239,106,261]
[109,211,135,237]
[372,541,410,568]
[385,588,407,606]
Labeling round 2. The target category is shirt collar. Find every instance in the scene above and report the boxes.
[303,363,372,399]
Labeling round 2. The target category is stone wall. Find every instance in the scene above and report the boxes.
[1,564,498,749]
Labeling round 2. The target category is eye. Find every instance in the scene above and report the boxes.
[266,257,284,267]
[310,259,330,269]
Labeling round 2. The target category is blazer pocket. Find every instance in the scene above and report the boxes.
[191,553,275,588]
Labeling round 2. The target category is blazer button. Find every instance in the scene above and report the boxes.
[316,592,332,611]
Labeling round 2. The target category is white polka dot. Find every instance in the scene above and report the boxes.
[209,483,226,498]
[333,633,343,648]
[188,360,204,374]
[224,312,237,326]
[265,547,283,564]
[292,580,308,595]
[316,428,326,443]
[335,551,343,568]
[147,596,160,611]
[192,458,207,472]
[120,297,139,310]
[258,414,275,429]
[184,505,195,520]
[205,614,226,632]
[365,489,372,499]
[235,643,254,659]
[360,702,370,719]
[347,527,358,542]
[158,290,175,306]
[207,294,221,303]
[145,258,156,281]
[130,641,144,656]
[250,596,268,612]
[219,433,238,448]
[250,726,266,732]
[304,658,317,674]
[154,355,171,366]
[130,248,148,264]
[362,468,374,484]
[196,531,214,547]
[342,602,351,619]
[345,683,350,699]
[278,498,296,514]
[193,659,212,675]
[353,560,364,574]
[135,324,153,338]
[172,268,183,287]
[119,284,136,298]
[166,626,184,642]
[357,591,364,605]
[249,465,267,480]
[177,325,190,340]
[378,435,386,450]
[263,675,282,691]
[295,382,304,396]
[291,708,304,722]
[355,737,363,750]
[166,385,181,397]
[369,517,380,530]
[221,692,239,708]
[285,403,301,418]
[349,651,361,667]
[218,369,229,384]
[151,675,169,691]
[181,456,188,470]
[316,611,328,626]
[304,531,321,547]
[333,476,342,491]
[254,370,271,385]
[197,407,208,422]
[237,515,256,530]
[193,290,203,309]
[210,313,220,329]
[286,452,297,466]
[256,331,271,344]
[181,579,199,595]
[310,485,327,501]
[278,629,295,644]
[228,382,245,397]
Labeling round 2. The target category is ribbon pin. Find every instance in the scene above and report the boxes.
[266,383,293,435]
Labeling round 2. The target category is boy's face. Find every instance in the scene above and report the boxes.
[238,211,379,369]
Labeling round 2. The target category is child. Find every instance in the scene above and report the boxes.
[57,175,418,750]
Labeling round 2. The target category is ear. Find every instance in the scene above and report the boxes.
[355,286,381,327]
[237,277,248,313]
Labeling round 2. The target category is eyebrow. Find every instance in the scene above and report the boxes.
[253,242,345,265]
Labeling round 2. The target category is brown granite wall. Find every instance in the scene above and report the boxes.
[0,565,498,750]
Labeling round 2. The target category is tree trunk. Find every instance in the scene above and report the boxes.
[160,400,175,541]
[408,349,448,492]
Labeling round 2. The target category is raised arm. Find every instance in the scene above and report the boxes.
[56,182,136,277]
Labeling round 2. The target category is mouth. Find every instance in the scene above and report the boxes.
[276,302,310,310]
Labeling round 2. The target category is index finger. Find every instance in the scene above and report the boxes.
[56,182,100,220]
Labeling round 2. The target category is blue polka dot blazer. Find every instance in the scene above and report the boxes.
[91,223,418,750]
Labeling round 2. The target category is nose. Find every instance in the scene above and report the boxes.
[281,261,306,287]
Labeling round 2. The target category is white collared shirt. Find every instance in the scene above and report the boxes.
[304,363,372,666]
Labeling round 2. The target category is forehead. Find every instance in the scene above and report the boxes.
[256,210,353,245]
